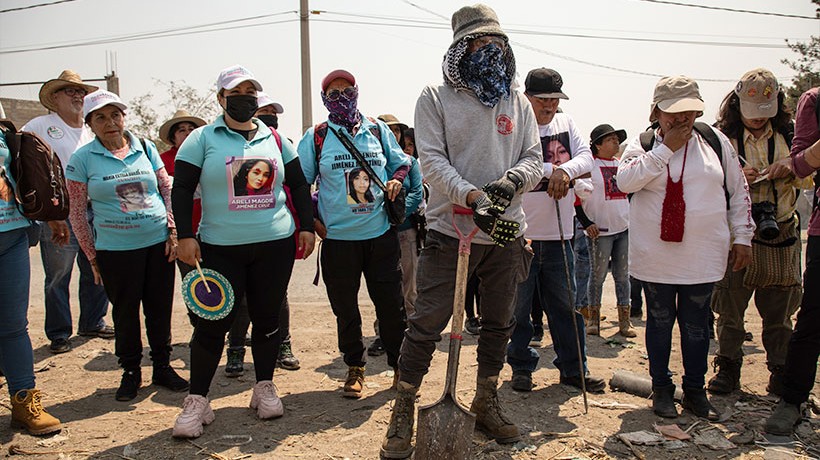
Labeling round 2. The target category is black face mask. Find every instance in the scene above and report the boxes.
[257,114,279,129]
[224,95,258,123]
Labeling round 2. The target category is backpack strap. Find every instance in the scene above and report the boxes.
[270,127,282,151]
[313,121,328,173]
[693,122,729,210]
[639,129,655,153]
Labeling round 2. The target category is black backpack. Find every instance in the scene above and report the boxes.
[639,121,729,210]
[0,120,70,221]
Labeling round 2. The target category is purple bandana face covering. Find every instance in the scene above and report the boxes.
[459,43,511,108]
[322,88,361,130]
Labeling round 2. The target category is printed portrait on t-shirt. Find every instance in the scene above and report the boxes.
[600,165,627,200]
[116,181,152,213]
[226,156,277,211]
[346,168,375,205]
[0,167,12,203]
[532,132,573,192]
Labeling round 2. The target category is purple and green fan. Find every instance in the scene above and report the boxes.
[181,261,234,320]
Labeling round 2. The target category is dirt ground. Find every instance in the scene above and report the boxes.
[1,237,818,460]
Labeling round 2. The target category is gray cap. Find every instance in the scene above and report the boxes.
[450,4,506,47]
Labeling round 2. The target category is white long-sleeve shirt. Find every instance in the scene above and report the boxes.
[577,156,629,237]
[523,113,594,241]
[616,126,754,284]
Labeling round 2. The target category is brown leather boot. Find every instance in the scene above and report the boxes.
[11,389,62,435]
[343,366,365,398]
[380,381,418,459]
[470,376,521,443]
[586,306,601,335]
[617,305,637,337]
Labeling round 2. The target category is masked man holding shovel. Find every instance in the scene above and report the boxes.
[380,4,542,459]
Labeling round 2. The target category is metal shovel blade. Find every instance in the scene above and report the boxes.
[415,393,476,459]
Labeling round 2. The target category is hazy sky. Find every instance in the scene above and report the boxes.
[1,0,817,144]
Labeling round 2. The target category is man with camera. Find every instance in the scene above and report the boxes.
[709,69,814,396]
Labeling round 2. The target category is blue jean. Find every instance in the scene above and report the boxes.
[507,240,588,378]
[573,226,590,308]
[40,215,109,340]
[642,280,714,389]
[588,230,630,306]
[0,228,35,395]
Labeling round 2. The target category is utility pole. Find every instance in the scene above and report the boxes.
[105,71,120,95]
[300,0,312,133]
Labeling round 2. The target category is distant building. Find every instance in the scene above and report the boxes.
[1,97,48,130]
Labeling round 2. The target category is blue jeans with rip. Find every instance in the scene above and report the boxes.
[40,214,109,340]
[588,230,630,307]
[642,280,714,389]
[574,226,591,308]
[507,240,588,378]
[0,228,35,395]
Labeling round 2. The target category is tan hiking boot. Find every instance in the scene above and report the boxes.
[343,366,365,398]
[586,306,601,335]
[617,305,636,338]
[470,376,521,443]
[380,381,418,459]
[11,389,62,435]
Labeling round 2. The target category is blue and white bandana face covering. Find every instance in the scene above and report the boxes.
[458,43,511,108]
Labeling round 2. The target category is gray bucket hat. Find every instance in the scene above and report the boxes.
[450,4,506,47]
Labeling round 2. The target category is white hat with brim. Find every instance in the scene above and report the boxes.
[656,97,705,114]
[39,70,98,112]
[256,92,284,114]
[217,65,263,92]
[159,109,207,144]
[83,90,127,120]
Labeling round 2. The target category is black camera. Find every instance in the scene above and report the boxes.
[751,201,779,240]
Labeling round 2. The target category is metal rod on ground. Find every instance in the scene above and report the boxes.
[555,198,588,414]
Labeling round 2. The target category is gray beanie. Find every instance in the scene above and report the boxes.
[451,4,506,47]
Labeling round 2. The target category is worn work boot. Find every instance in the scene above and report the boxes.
[225,347,245,378]
[116,368,142,401]
[250,380,284,419]
[681,387,720,421]
[652,384,678,418]
[380,381,418,459]
[343,366,365,398]
[511,370,534,392]
[172,395,215,438]
[586,306,601,336]
[766,364,785,396]
[277,340,301,370]
[11,389,62,435]
[765,400,803,435]
[617,305,637,337]
[153,364,189,392]
[470,375,521,443]
[707,356,741,394]
[560,373,606,393]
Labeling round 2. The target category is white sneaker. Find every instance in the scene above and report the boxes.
[250,381,284,419]
[172,395,215,438]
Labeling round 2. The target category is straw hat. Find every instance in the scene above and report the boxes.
[39,70,98,112]
[159,109,206,144]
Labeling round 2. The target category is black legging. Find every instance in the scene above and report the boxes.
[189,236,295,396]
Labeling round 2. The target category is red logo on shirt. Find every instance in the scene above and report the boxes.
[496,115,513,135]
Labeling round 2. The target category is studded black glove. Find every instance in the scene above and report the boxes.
[470,193,520,247]
[482,171,524,211]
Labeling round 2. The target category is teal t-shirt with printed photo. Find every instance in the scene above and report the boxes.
[297,117,410,241]
[175,116,296,245]
[65,131,168,250]
[0,130,28,233]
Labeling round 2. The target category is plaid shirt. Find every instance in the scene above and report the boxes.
[731,123,814,222]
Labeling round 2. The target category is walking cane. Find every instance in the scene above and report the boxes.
[555,199,589,414]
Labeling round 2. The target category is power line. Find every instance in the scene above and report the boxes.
[0,11,297,55]
[634,0,818,20]
[314,15,790,49]
[0,0,79,14]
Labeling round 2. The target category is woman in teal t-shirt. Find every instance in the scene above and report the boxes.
[65,90,188,403]
[171,65,315,439]
[0,128,62,435]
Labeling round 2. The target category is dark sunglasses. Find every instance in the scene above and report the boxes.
[61,87,88,97]
[325,86,358,102]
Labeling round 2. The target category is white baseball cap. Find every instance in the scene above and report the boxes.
[217,65,263,92]
[256,92,284,114]
[83,89,127,119]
